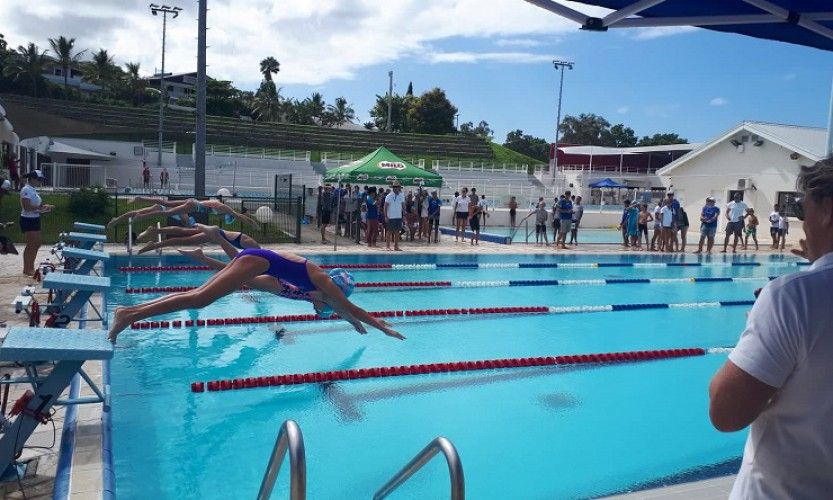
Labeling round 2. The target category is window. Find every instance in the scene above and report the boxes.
[776,191,800,217]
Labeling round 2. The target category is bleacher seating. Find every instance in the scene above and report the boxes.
[2,94,494,159]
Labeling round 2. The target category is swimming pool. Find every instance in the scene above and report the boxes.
[106,253,802,499]
[462,226,625,244]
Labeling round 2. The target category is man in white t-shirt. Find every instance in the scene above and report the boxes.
[384,180,406,251]
[709,159,833,499]
[722,192,748,253]
[768,203,781,249]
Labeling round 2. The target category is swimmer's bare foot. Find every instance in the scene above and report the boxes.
[137,226,158,242]
[137,242,158,254]
[177,247,207,263]
[108,307,134,343]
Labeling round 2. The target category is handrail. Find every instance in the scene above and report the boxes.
[256,420,307,500]
[373,436,464,500]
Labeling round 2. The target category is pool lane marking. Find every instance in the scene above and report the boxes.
[130,300,756,330]
[118,261,810,273]
[124,276,776,294]
[191,347,724,392]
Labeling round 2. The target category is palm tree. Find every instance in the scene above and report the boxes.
[253,80,282,121]
[48,36,86,97]
[123,62,144,106]
[83,48,116,92]
[259,57,280,81]
[3,43,49,97]
[307,92,326,123]
[327,97,356,126]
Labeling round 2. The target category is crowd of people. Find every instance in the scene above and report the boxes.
[315,181,445,249]
[516,191,584,249]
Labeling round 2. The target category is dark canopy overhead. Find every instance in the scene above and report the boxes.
[524,0,833,52]
[589,177,628,188]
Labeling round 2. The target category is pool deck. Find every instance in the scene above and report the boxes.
[0,231,788,498]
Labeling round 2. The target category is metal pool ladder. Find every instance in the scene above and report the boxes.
[256,420,306,500]
[373,436,465,500]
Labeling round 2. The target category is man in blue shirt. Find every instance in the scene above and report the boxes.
[695,196,720,254]
[426,191,443,243]
[556,190,573,249]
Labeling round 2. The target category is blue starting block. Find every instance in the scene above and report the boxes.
[61,232,107,251]
[61,247,109,275]
[42,274,111,328]
[0,328,112,474]
[73,222,106,233]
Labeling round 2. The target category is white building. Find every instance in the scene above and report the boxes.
[145,72,196,102]
[657,121,824,238]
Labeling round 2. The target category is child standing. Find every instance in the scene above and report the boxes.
[743,208,759,251]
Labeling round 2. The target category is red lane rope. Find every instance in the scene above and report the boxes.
[130,305,549,330]
[119,263,392,272]
[125,281,452,294]
[189,348,706,392]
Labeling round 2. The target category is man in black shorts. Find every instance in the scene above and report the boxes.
[319,184,334,243]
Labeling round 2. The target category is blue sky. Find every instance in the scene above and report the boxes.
[284,28,833,144]
[3,0,832,146]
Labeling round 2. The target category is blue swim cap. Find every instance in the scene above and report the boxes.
[224,213,236,225]
[316,268,355,318]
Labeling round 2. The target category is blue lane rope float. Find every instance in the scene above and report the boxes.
[130,299,756,330]
[125,276,778,295]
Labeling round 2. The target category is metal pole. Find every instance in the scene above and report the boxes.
[195,0,207,197]
[552,60,574,180]
[158,11,166,167]
[386,71,393,132]
[827,73,833,157]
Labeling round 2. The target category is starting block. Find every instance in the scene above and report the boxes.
[42,274,111,327]
[61,247,110,275]
[60,232,107,251]
[0,328,112,474]
[73,222,106,233]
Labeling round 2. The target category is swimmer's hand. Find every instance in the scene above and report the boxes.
[791,239,808,260]
[378,319,405,340]
[349,319,368,335]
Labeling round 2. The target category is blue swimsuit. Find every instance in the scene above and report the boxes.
[218,229,244,249]
[236,249,316,292]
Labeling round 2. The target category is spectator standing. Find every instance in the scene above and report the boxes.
[160,167,169,189]
[650,201,663,251]
[722,192,748,253]
[534,201,549,246]
[677,207,690,252]
[469,197,486,246]
[743,208,759,251]
[479,195,488,226]
[569,196,584,245]
[778,211,789,251]
[344,184,359,239]
[709,159,833,499]
[619,200,631,247]
[625,200,639,248]
[695,197,720,254]
[365,187,379,247]
[453,188,470,242]
[384,181,406,251]
[769,203,781,249]
[418,190,429,239]
[142,161,151,190]
[318,184,334,244]
[427,191,442,243]
[660,199,675,252]
[19,170,53,276]
[556,190,573,249]
[637,203,652,249]
[508,196,518,228]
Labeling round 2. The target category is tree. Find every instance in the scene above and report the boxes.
[306,92,326,122]
[259,56,280,81]
[406,81,413,97]
[558,113,611,146]
[3,43,49,97]
[123,62,145,106]
[503,130,549,162]
[406,88,457,135]
[369,93,410,132]
[252,80,282,122]
[49,36,86,96]
[327,97,355,126]
[603,123,638,147]
[460,120,493,139]
[637,133,688,146]
[83,49,118,93]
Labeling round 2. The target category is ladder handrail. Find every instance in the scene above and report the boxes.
[373,436,464,500]
[256,420,306,500]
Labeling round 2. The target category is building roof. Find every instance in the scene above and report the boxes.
[657,121,827,176]
[559,143,702,156]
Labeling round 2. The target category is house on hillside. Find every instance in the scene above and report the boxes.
[145,72,196,102]
[657,121,824,235]
[42,59,101,93]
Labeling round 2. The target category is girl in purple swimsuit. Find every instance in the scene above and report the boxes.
[108,227,405,342]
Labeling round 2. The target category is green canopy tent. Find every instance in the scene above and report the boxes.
[323,146,443,188]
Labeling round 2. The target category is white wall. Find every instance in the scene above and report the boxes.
[659,139,807,240]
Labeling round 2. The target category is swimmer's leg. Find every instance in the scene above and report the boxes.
[138,233,210,254]
[139,225,200,242]
[194,224,241,259]
[177,248,229,270]
[108,204,166,228]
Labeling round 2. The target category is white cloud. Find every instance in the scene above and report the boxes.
[709,97,728,106]
[632,26,698,40]
[0,0,602,89]
[426,51,556,64]
[617,106,629,114]
[495,38,542,48]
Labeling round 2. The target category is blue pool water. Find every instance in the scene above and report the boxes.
[106,253,802,499]
[457,226,627,244]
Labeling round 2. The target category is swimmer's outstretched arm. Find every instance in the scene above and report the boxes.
[309,270,405,340]
[195,224,241,259]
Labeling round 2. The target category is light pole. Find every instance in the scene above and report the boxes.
[455,113,459,131]
[150,4,181,167]
[552,60,574,178]
[386,71,393,132]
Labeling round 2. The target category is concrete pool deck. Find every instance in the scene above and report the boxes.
[0,232,790,498]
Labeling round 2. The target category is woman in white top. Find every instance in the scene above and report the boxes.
[19,170,53,276]
[453,187,470,242]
